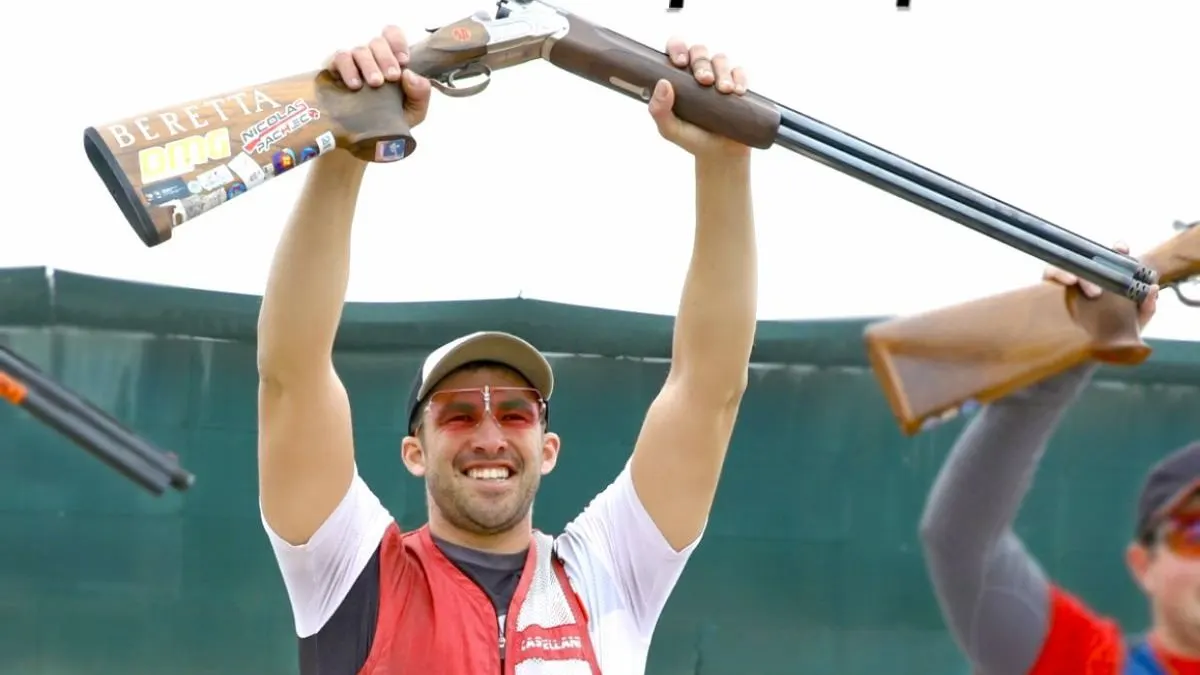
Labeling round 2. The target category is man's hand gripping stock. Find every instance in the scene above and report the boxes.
[648,38,752,159]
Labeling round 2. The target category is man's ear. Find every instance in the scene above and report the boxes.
[540,432,561,476]
[1126,541,1154,594]
[401,435,426,477]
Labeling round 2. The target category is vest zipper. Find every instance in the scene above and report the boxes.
[497,612,506,673]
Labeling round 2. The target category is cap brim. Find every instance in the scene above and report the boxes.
[1155,475,1200,520]
[417,331,554,402]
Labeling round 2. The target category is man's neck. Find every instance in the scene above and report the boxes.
[427,515,533,555]
[1151,625,1200,661]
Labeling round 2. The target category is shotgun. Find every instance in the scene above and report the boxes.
[0,344,194,495]
[864,219,1200,435]
[83,0,1149,303]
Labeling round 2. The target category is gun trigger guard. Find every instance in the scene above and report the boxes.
[431,64,492,98]
[1171,278,1200,307]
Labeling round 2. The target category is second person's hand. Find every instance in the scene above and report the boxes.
[1042,241,1159,328]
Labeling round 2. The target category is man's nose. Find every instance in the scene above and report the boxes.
[472,415,507,452]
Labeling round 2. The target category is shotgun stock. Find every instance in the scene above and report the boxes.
[82,14,506,248]
[865,220,1200,435]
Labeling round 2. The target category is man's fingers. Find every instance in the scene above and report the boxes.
[665,37,689,67]
[709,53,734,93]
[382,25,410,64]
[1043,267,1077,285]
[401,69,432,123]
[402,69,431,101]
[352,46,385,87]
[688,44,714,85]
[369,37,402,82]
[329,51,361,88]
[1113,240,1130,254]
[1139,286,1160,325]
[1079,280,1102,298]
[730,66,748,95]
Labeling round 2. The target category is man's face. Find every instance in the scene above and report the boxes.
[401,365,560,537]
[1132,489,1200,642]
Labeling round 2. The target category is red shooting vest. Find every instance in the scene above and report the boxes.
[357,523,603,675]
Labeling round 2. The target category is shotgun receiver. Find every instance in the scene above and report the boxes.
[865,220,1200,435]
[85,1,1151,306]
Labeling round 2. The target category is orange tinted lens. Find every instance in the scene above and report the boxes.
[489,387,541,428]
[1165,518,1200,558]
[429,389,486,430]
[427,387,541,432]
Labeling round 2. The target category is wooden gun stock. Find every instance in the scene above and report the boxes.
[81,29,491,248]
[83,69,422,248]
[865,222,1200,435]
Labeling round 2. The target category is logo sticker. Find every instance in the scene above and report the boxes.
[375,139,406,162]
[316,131,336,155]
[162,190,227,228]
[193,164,235,193]
[241,100,321,155]
[141,177,191,206]
[138,127,232,184]
[272,148,297,174]
[227,152,266,190]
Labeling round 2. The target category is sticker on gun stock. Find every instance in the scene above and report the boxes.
[190,164,235,194]
[240,100,321,156]
[141,177,191,206]
[226,152,266,190]
[316,131,336,155]
[162,190,227,227]
[375,139,406,162]
[138,127,232,184]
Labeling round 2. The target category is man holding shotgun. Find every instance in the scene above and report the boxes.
[920,249,1200,673]
[255,25,756,675]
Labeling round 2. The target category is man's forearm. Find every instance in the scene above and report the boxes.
[668,154,756,397]
[919,364,1098,673]
[257,151,368,381]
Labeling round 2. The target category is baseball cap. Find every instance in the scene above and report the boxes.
[404,331,554,431]
[1134,441,1200,541]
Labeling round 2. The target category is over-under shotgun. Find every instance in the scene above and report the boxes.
[82,0,1146,302]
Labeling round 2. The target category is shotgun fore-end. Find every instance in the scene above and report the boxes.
[545,13,781,149]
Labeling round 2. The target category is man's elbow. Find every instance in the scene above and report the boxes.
[918,502,951,554]
[667,364,749,408]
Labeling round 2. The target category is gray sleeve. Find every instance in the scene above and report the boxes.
[918,364,1098,675]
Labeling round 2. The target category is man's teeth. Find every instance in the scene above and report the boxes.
[467,467,511,480]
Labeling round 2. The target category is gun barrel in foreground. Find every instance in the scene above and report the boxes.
[0,345,194,495]
[864,220,1200,435]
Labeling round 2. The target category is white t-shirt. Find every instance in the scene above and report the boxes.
[263,461,701,674]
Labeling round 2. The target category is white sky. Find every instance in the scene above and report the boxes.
[1,0,1198,341]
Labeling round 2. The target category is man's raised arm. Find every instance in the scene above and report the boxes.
[257,29,430,546]
[257,150,367,546]
[630,41,758,552]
